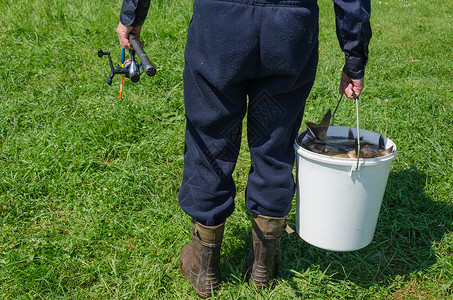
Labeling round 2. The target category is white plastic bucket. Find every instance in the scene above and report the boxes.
[294,126,397,251]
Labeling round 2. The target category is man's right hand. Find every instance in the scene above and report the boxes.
[116,22,142,50]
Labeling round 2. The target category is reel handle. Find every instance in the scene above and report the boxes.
[129,34,157,77]
[98,49,116,85]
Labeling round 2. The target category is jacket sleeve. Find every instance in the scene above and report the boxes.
[120,0,151,27]
[333,0,372,79]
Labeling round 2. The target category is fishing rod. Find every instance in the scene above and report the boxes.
[98,34,156,98]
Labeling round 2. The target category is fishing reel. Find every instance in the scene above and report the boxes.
[98,34,156,85]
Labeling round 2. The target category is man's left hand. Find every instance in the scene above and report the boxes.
[339,71,364,99]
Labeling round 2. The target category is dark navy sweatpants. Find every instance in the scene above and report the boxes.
[179,0,319,226]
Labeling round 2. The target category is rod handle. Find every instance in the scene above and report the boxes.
[129,34,157,77]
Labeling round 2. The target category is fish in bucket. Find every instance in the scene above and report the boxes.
[294,96,397,251]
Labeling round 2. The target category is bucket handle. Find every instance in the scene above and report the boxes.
[332,93,361,172]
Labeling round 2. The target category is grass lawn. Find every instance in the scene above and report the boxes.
[0,0,452,298]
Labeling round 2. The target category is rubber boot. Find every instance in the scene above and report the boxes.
[248,214,287,288]
[180,220,224,298]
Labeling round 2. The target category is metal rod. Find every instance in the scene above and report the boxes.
[332,93,344,126]
[353,92,360,170]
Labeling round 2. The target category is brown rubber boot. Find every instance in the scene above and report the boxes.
[180,220,224,298]
[248,214,287,288]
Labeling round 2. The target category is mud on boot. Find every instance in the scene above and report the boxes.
[180,221,224,298]
[248,214,286,289]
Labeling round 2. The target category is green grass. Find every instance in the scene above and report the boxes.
[1,0,452,298]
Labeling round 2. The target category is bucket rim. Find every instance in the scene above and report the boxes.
[294,126,397,167]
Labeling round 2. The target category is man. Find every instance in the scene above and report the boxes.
[117,0,371,298]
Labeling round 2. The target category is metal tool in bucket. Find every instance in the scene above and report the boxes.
[294,94,397,251]
[332,92,362,173]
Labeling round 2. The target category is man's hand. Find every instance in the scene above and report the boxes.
[339,71,364,99]
[116,22,142,50]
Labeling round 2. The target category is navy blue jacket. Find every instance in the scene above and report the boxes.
[120,0,371,79]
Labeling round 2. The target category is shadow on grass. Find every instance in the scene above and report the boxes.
[280,167,453,289]
[220,218,252,284]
